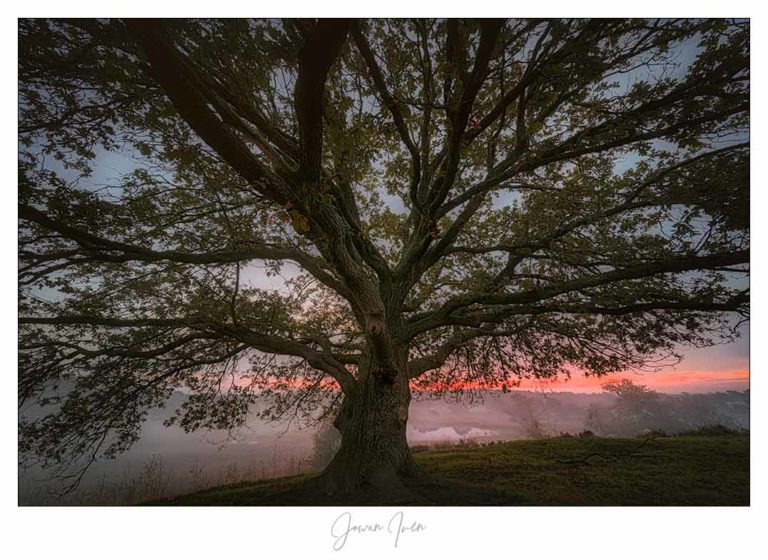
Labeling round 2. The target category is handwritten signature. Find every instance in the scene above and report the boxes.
[331,511,427,550]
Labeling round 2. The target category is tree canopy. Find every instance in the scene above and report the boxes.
[18,18,748,487]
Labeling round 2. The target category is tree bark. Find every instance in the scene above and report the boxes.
[318,368,424,498]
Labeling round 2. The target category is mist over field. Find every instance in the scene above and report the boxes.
[19,385,749,505]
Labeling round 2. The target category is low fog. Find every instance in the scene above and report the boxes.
[19,384,749,505]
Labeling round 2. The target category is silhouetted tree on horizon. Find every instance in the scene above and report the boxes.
[585,379,742,436]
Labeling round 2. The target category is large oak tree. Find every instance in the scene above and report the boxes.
[19,18,749,495]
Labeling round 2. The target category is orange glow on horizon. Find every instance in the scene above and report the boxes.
[221,367,748,395]
[412,369,749,394]
[501,369,748,393]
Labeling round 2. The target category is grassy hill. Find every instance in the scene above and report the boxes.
[146,434,749,506]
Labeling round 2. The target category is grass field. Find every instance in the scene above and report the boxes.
[146,434,749,506]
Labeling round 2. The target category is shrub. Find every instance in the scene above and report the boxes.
[678,424,745,436]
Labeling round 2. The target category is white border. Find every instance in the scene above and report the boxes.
[2,2,765,559]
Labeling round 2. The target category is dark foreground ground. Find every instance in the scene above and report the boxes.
[146,434,749,506]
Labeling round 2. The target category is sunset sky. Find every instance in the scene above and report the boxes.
[516,326,749,393]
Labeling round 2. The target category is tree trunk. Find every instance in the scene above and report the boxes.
[318,370,425,498]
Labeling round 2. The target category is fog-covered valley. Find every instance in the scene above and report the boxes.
[19,386,749,505]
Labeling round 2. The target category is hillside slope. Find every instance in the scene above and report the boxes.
[147,434,749,506]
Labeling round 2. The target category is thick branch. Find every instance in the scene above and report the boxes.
[19,314,357,392]
[127,19,290,204]
[294,19,352,181]
[408,292,747,377]
[19,203,351,299]
[408,250,749,337]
